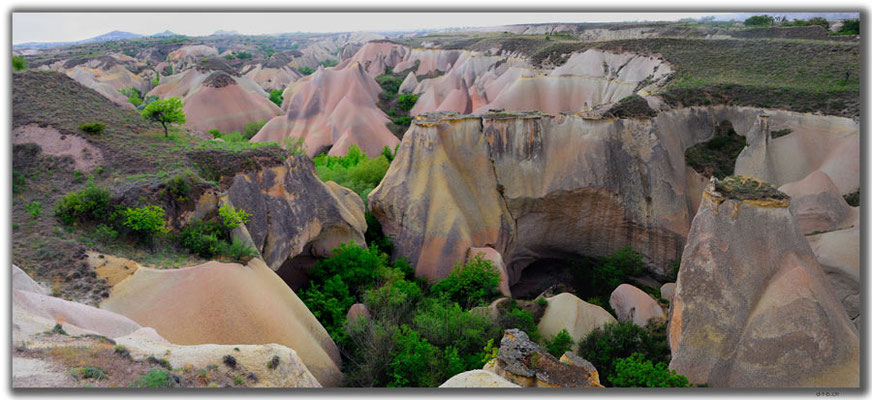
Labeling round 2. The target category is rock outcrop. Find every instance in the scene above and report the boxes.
[668,177,859,388]
[100,258,344,386]
[252,62,400,157]
[609,284,664,327]
[221,155,367,272]
[659,282,676,302]
[368,106,858,285]
[537,293,615,349]
[779,171,858,234]
[485,329,602,388]
[807,226,860,330]
[439,370,519,388]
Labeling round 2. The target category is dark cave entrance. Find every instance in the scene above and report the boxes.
[274,243,320,291]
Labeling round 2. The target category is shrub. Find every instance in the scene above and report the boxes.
[25,201,41,218]
[55,180,112,225]
[243,120,267,140]
[496,302,540,342]
[79,122,106,135]
[744,15,774,27]
[386,324,440,387]
[397,94,418,112]
[392,116,412,127]
[223,354,237,368]
[412,297,499,370]
[92,224,119,243]
[577,321,671,386]
[313,145,390,201]
[300,276,355,343]
[179,220,223,257]
[12,56,27,71]
[236,51,252,59]
[120,205,169,240]
[307,241,386,297]
[269,89,283,107]
[218,204,250,230]
[430,254,500,309]
[71,366,107,380]
[844,190,860,207]
[544,328,574,357]
[132,368,176,388]
[838,19,860,35]
[218,238,258,263]
[119,88,143,107]
[320,59,338,68]
[610,353,691,388]
[298,66,314,75]
[282,136,307,156]
[165,174,191,201]
[376,73,403,94]
[267,355,280,369]
[570,245,644,303]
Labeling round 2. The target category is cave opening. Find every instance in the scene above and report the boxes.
[274,243,320,291]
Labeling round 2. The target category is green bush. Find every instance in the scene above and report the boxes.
[320,59,338,68]
[282,136,307,156]
[12,56,27,71]
[544,328,574,357]
[218,238,258,263]
[120,205,169,240]
[132,368,176,388]
[387,324,440,387]
[165,174,192,201]
[300,275,355,343]
[570,245,644,303]
[236,51,252,59]
[610,353,691,387]
[298,66,314,75]
[313,145,390,201]
[496,301,540,342]
[71,366,107,381]
[844,190,860,207]
[376,73,403,94]
[179,220,223,257]
[577,321,671,387]
[55,180,112,225]
[392,116,412,127]
[430,254,500,309]
[397,94,418,112]
[119,88,143,107]
[79,122,106,135]
[141,97,186,137]
[218,204,250,230]
[243,120,267,140]
[412,297,499,370]
[269,89,283,107]
[744,15,774,27]
[92,224,119,243]
[26,201,41,218]
[838,19,860,35]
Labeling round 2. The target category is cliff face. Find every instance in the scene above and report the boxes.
[369,106,859,290]
[369,109,715,284]
[668,177,859,388]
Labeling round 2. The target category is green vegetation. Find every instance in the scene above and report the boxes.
[320,59,338,68]
[684,121,747,179]
[178,219,257,263]
[569,246,644,309]
[578,321,672,387]
[397,94,418,112]
[430,254,500,309]
[544,328,574,357]
[313,145,390,201]
[610,353,691,387]
[744,15,775,27]
[282,136,307,156]
[235,51,252,59]
[844,190,860,207]
[120,205,169,243]
[218,204,250,230]
[26,201,41,218]
[55,179,112,225]
[12,55,27,71]
[375,69,417,136]
[132,368,176,388]
[71,366,107,381]
[243,120,267,140]
[269,89,283,107]
[119,88,143,107]
[79,122,106,135]
[714,175,788,201]
[298,66,314,75]
[141,97,186,137]
[837,19,860,35]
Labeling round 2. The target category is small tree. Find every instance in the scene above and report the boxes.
[141,97,186,137]
[12,56,27,71]
[744,15,775,27]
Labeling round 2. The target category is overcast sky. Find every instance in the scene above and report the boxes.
[12,12,732,44]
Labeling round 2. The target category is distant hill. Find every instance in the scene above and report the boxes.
[211,29,240,36]
[13,30,143,49]
[151,30,183,37]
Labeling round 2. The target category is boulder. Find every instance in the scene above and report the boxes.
[100,258,343,387]
[346,303,371,321]
[488,329,602,388]
[537,293,615,349]
[609,284,664,327]
[779,171,857,234]
[669,177,859,388]
[439,369,519,388]
[660,282,676,302]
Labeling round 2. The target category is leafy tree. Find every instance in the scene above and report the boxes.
[121,205,169,242]
[577,321,671,386]
[268,89,283,107]
[838,19,860,35]
[298,66,314,75]
[218,204,250,229]
[386,325,440,387]
[744,15,775,27]
[412,297,500,370]
[397,94,418,112]
[12,56,27,71]
[243,120,267,140]
[141,97,186,137]
[544,328,574,357]
[610,353,691,387]
[430,254,501,309]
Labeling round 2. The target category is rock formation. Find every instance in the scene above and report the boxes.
[806,226,860,330]
[439,370,519,388]
[609,284,664,327]
[668,177,859,388]
[659,282,676,302]
[485,329,602,388]
[537,293,615,349]
[368,106,859,285]
[779,171,858,234]
[336,40,411,77]
[100,258,343,386]
[252,62,400,157]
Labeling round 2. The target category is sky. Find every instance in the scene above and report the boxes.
[12,12,733,44]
